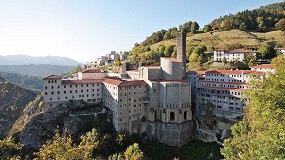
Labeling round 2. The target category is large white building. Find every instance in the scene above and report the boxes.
[214,49,256,63]
[43,32,193,146]
[189,69,264,117]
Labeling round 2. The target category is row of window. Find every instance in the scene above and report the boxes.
[45,83,100,90]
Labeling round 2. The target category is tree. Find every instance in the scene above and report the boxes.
[191,21,200,33]
[200,102,215,116]
[275,18,285,31]
[203,25,212,33]
[34,131,94,160]
[257,45,275,59]
[75,65,83,72]
[221,55,285,159]
[0,137,22,160]
[115,58,122,67]
[124,143,144,160]
[222,57,227,66]
[243,54,256,67]
[164,45,175,57]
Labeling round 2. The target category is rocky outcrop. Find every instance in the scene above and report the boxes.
[20,103,71,148]
[20,101,103,149]
[193,115,237,144]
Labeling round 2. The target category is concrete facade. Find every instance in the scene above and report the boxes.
[189,69,264,117]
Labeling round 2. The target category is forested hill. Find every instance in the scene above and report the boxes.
[133,1,285,49]
[0,78,39,139]
[128,1,285,67]
[209,1,285,31]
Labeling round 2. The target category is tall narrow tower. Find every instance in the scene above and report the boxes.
[176,32,186,78]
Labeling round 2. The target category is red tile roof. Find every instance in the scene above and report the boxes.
[62,79,104,85]
[144,66,161,69]
[103,78,147,86]
[206,69,264,75]
[82,69,105,73]
[43,75,62,80]
[161,57,182,62]
[251,64,274,69]
[228,49,256,53]
[127,69,139,72]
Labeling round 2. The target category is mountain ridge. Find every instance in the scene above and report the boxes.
[0,55,80,66]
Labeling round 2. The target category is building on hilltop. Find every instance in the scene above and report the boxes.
[251,64,275,72]
[42,32,193,146]
[213,49,256,65]
[87,51,127,68]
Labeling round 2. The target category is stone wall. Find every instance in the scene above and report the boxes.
[155,121,193,146]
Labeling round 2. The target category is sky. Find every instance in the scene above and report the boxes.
[0,0,283,62]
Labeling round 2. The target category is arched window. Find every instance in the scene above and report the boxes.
[154,110,157,120]
[184,111,187,120]
[170,112,175,121]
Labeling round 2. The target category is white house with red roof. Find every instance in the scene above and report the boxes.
[214,49,256,64]
[251,64,275,72]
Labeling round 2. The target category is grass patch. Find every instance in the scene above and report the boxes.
[141,140,222,160]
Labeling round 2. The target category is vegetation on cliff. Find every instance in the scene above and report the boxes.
[221,55,285,159]
[0,78,39,139]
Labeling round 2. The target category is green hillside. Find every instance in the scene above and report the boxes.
[150,29,285,52]
[0,78,39,139]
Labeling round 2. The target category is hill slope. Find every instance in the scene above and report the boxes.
[0,72,43,90]
[0,78,39,139]
[0,55,80,66]
[150,29,285,52]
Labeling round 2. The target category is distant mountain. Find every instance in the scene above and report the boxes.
[0,55,80,66]
[0,78,39,139]
[0,72,43,90]
[0,64,75,77]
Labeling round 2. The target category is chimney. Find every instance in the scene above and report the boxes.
[177,32,186,78]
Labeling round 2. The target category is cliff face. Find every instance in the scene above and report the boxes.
[20,101,104,149]
[0,78,38,139]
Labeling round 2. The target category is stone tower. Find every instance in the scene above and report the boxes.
[176,32,186,78]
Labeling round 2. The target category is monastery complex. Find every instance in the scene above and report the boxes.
[42,32,275,146]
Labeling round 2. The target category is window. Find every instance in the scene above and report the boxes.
[170,112,175,121]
